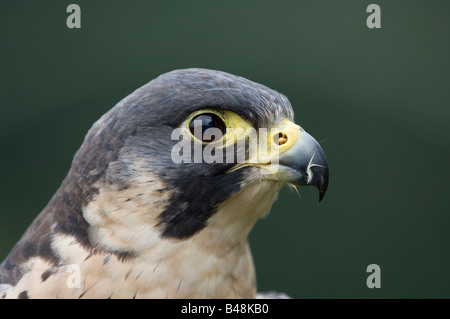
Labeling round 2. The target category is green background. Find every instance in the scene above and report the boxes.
[1,1,449,298]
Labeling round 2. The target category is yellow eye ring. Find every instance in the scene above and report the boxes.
[185,109,229,144]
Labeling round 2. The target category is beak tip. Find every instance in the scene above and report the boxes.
[317,172,329,203]
[319,188,327,203]
[318,190,326,202]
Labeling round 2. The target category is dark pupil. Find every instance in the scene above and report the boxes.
[189,114,226,142]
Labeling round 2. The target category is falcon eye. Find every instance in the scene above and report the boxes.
[189,113,226,143]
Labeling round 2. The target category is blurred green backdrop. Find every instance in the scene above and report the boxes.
[1,1,449,298]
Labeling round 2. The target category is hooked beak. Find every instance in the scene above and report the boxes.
[276,129,329,202]
[260,120,329,202]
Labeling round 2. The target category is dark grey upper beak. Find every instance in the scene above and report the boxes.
[278,131,329,202]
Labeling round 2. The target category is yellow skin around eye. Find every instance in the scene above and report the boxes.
[182,109,303,166]
[183,108,253,146]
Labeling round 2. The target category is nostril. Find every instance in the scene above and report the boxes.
[274,132,288,146]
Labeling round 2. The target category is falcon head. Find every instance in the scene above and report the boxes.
[1,68,328,298]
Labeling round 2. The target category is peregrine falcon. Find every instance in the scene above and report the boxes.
[0,68,328,298]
